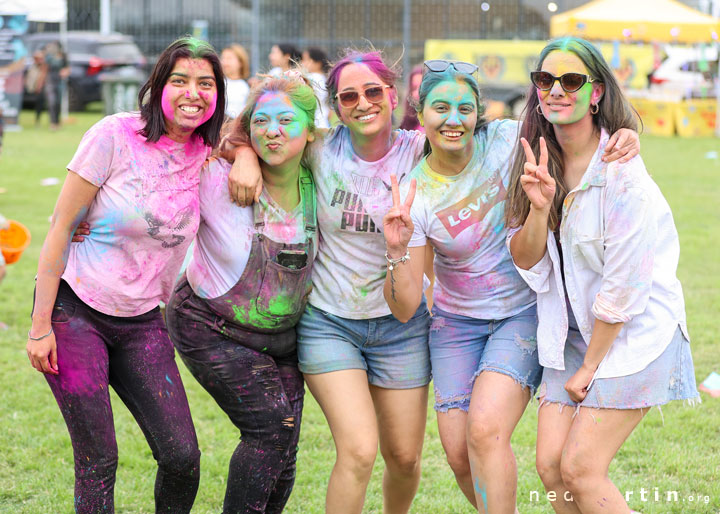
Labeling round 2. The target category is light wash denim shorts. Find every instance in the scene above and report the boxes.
[297,302,431,389]
[539,306,699,409]
[429,304,542,412]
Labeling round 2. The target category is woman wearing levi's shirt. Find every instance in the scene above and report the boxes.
[165,75,318,514]
[227,50,640,514]
[26,37,225,514]
[382,62,640,514]
[506,38,698,514]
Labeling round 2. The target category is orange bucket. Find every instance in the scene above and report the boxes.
[1,220,32,265]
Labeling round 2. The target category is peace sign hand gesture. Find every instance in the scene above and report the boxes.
[520,137,556,213]
[383,174,417,257]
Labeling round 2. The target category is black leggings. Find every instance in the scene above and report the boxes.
[45,281,200,513]
[166,297,304,514]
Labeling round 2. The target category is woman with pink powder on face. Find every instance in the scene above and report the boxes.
[26,37,225,514]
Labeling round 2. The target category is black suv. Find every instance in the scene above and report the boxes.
[23,31,146,111]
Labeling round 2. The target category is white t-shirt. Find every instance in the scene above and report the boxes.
[307,72,331,129]
[64,112,210,316]
[306,126,425,318]
[407,119,535,319]
[225,78,250,119]
[187,158,316,299]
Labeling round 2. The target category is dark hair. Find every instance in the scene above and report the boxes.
[326,48,401,118]
[399,64,423,131]
[137,36,225,148]
[416,65,487,155]
[277,43,302,64]
[505,37,641,231]
[305,46,330,73]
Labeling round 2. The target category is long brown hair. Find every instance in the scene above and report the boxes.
[505,37,640,231]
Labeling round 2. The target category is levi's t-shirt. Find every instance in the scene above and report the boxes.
[407,119,535,319]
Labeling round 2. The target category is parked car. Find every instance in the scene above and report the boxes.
[23,31,147,111]
[649,46,719,100]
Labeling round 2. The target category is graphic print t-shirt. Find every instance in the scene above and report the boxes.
[64,112,210,316]
[306,126,425,318]
[407,119,536,319]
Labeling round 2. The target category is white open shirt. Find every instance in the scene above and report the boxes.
[507,129,689,379]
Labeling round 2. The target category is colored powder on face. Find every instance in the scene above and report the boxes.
[537,50,595,125]
[250,92,310,163]
[161,86,174,121]
[423,80,476,149]
[198,90,217,125]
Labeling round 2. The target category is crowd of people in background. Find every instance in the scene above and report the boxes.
[222,41,333,129]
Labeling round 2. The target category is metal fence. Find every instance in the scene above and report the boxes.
[63,0,711,79]
[64,0,589,77]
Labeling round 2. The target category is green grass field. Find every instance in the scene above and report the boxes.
[1,109,718,513]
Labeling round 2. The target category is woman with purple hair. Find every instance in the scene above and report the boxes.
[230,49,429,514]
[226,49,639,513]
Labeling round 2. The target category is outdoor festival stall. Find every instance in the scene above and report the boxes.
[550,0,720,137]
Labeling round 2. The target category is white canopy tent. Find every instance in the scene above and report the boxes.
[0,0,68,120]
[0,0,66,22]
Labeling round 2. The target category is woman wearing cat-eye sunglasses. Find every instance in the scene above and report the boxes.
[225,50,643,514]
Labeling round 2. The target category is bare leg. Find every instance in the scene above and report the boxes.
[466,372,531,514]
[304,370,379,514]
[561,407,646,513]
[370,384,429,514]
[436,408,477,507]
[536,401,581,514]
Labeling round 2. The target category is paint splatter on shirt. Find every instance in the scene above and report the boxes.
[306,126,425,319]
[510,129,689,378]
[407,119,535,319]
[187,158,316,299]
[64,112,210,316]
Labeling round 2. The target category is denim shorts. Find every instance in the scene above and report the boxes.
[539,320,699,410]
[297,302,431,389]
[429,304,542,412]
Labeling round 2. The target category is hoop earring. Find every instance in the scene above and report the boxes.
[536,104,543,115]
[591,103,599,115]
